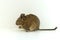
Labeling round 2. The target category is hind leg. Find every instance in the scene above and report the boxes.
[29,22,39,31]
[29,25,38,31]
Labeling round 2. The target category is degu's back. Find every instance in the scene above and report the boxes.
[25,14,40,31]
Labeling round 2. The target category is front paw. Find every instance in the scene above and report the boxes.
[19,26,21,28]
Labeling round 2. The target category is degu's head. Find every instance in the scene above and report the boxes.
[16,14,26,28]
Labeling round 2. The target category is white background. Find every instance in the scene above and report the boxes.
[0,0,60,40]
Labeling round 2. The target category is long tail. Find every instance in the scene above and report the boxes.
[38,27,57,31]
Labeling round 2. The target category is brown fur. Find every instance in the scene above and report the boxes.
[16,14,40,32]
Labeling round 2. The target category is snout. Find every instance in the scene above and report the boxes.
[16,21,20,25]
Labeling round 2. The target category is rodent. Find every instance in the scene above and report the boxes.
[16,13,57,32]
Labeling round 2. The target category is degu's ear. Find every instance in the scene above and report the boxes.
[20,13,25,18]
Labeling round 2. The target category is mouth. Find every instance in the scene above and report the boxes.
[17,25,22,28]
[18,25,22,28]
[17,25,25,31]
